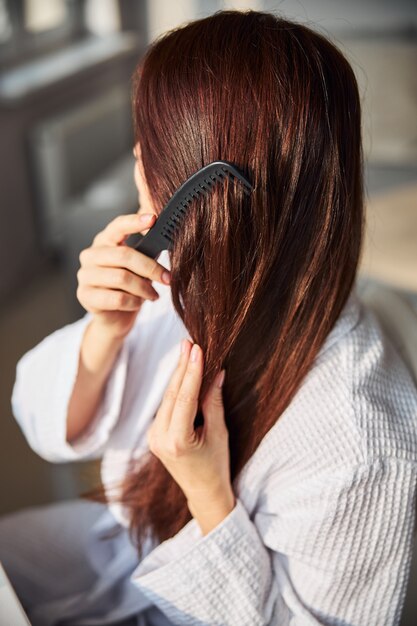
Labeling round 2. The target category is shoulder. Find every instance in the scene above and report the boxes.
[253,287,417,482]
[341,289,417,464]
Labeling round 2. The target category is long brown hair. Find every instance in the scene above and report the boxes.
[93,9,364,557]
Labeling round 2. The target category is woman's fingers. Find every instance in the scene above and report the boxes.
[77,266,159,301]
[152,341,204,445]
[93,213,156,247]
[77,286,144,312]
[79,244,170,287]
[156,340,193,432]
[76,211,170,332]
[169,344,204,441]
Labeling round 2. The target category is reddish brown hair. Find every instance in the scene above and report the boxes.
[94,9,364,557]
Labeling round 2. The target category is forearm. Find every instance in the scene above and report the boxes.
[66,319,126,443]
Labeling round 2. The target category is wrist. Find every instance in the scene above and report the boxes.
[80,319,126,376]
[89,317,129,343]
[187,490,236,536]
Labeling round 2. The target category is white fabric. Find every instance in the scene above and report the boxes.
[358,279,417,386]
[0,499,155,626]
[9,249,417,625]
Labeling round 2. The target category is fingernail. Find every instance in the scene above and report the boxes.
[139,213,154,222]
[216,370,226,388]
[162,271,171,284]
[190,344,199,362]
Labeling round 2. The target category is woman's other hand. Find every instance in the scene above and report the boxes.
[76,212,171,339]
[146,339,236,535]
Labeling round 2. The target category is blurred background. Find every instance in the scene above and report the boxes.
[0,0,416,550]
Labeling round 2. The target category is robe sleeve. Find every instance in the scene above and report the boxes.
[10,311,130,462]
[10,275,173,463]
[130,458,416,625]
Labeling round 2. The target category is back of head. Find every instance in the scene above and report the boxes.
[118,9,364,552]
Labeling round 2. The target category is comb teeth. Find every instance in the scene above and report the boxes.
[163,165,252,238]
[134,160,253,259]
[162,227,174,241]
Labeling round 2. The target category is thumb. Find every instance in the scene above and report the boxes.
[201,369,226,430]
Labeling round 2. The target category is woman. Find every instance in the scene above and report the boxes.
[1,9,417,626]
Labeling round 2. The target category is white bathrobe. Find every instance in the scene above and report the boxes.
[2,250,417,626]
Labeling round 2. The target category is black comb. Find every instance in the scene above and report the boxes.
[133,160,253,259]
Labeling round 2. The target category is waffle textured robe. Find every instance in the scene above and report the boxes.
[5,250,417,626]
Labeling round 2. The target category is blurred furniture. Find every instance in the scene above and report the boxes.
[0,21,145,516]
[360,180,417,293]
[30,82,139,316]
[0,30,143,308]
[338,35,417,168]
[31,82,133,248]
